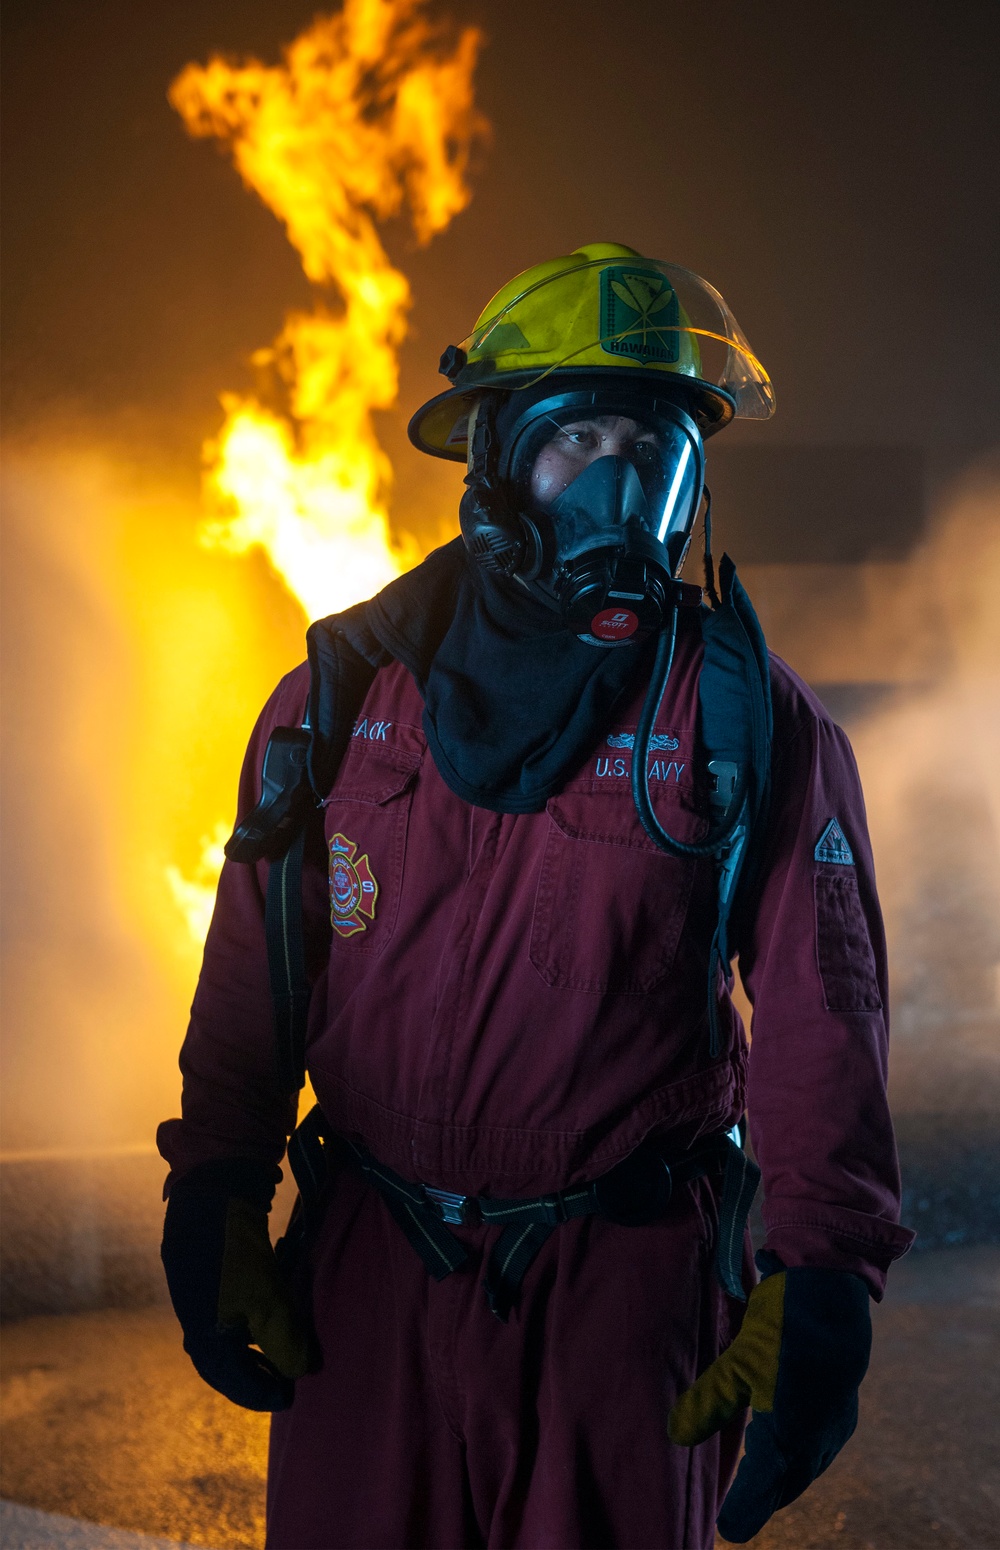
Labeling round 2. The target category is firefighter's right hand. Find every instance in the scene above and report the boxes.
[161,1158,312,1412]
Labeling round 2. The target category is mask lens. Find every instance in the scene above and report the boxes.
[653,420,700,545]
[528,413,660,508]
[526,408,701,550]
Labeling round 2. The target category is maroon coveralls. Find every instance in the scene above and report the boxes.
[159,613,913,1549]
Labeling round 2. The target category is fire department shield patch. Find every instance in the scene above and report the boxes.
[328,833,379,938]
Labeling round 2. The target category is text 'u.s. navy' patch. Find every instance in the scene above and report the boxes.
[329,833,378,937]
[814,818,854,865]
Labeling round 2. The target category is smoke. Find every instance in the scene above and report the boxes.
[849,459,1000,1113]
[0,428,304,1153]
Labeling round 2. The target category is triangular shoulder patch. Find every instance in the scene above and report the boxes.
[814,817,854,865]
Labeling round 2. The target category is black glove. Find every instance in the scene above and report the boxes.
[669,1254,872,1543]
[161,1157,312,1412]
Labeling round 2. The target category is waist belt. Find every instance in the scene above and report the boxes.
[285,1105,760,1321]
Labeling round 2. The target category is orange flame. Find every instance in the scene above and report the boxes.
[168,0,485,622]
[165,0,486,938]
[165,823,231,947]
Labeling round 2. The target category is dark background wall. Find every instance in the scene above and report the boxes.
[3,0,998,549]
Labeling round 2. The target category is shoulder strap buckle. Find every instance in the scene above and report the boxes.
[225,727,313,864]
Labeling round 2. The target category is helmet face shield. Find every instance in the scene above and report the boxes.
[409,243,775,462]
[463,255,773,420]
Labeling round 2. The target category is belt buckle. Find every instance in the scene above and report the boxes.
[423,1186,470,1225]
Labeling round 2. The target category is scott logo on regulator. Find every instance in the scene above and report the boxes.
[591,607,640,640]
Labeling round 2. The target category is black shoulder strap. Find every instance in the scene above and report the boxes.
[226,601,389,867]
[698,555,773,1054]
[699,554,772,843]
[305,599,391,797]
[225,601,389,1093]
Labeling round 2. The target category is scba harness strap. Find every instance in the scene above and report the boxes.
[227,599,387,1092]
[281,1104,760,1320]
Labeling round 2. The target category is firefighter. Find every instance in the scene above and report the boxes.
[159,244,913,1549]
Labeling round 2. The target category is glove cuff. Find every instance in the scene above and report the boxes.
[166,1156,281,1211]
[754,1247,785,1279]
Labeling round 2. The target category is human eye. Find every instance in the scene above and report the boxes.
[560,425,598,449]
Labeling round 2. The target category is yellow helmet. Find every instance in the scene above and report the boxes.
[409,242,774,461]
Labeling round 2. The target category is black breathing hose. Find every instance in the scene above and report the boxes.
[629,601,748,860]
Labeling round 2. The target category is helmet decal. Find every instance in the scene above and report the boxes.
[599,268,681,365]
[481,319,531,352]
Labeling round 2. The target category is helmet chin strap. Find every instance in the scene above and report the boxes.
[701,484,720,609]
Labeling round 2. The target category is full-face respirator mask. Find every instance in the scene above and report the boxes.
[459,381,707,643]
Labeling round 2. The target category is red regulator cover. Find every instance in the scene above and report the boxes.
[590,607,640,641]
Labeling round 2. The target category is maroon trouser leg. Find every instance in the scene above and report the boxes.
[267,1164,746,1550]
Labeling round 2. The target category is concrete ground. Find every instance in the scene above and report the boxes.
[0,1500,207,1549]
[1,1246,997,1550]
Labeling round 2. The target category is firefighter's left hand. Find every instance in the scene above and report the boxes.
[668,1260,871,1543]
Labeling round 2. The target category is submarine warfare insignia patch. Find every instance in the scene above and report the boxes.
[607,732,680,751]
[328,833,379,937]
[814,818,854,866]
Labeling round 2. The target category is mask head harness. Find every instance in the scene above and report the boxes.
[459,376,707,643]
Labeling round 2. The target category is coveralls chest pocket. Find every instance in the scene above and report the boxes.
[530,782,704,995]
[322,744,422,958]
